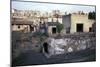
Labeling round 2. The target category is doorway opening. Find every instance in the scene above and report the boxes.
[89,27,92,32]
[76,24,83,32]
[30,25,34,31]
[43,42,49,53]
[52,27,56,34]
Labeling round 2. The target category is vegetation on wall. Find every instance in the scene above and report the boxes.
[88,11,96,20]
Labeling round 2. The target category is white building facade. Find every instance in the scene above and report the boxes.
[70,13,95,33]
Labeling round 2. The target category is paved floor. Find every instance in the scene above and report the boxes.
[12,48,96,66]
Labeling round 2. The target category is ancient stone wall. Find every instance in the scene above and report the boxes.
[44,33,96,57]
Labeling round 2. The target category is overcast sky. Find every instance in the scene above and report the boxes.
[12,0,95,13]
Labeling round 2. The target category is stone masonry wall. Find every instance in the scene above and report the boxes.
[44,32,96,56]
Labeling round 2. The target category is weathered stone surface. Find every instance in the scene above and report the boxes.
[43,33,96,57]
[12,31,95,59]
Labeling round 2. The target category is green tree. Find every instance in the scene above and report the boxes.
[56,23,64,34]
[88,11,96,20]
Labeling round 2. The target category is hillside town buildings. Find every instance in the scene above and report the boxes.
[62,12,95,34]
[11,9,96,35]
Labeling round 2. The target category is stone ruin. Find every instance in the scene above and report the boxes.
[42,33,96,58]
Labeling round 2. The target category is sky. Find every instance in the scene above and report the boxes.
[12,0,95,13]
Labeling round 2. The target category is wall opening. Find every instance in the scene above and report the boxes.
[30,25,34,31]
[76,24,83,32]
[43,42,49,53]
[52,27,56,34]
[18,25,20,29]
[89,27,92,32]
[66,27,70,33]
